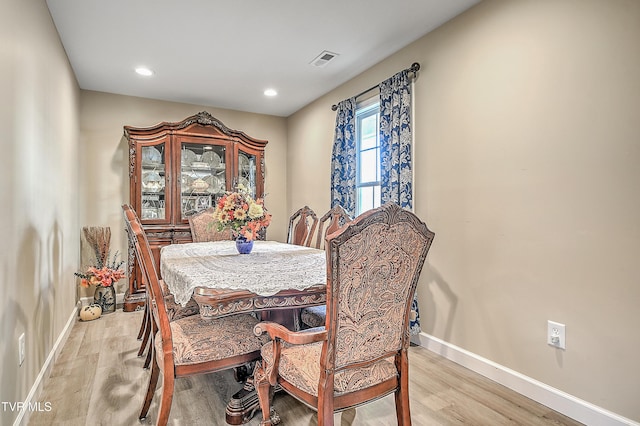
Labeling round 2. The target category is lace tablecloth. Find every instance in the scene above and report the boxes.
[160,241,327,306]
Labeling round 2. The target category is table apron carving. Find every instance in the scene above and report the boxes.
[193,288,326,319]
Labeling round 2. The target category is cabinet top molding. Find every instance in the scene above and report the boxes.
[124,111,268,148]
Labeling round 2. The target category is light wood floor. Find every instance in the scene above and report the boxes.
[28,309,583,426]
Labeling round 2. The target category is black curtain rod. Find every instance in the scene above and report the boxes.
[331,62,420,111]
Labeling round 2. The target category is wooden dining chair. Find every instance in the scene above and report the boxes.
[253,202,435,426]
[300,205,353,329]
[123,204,200,368]
[313,205,352,249]
[123,204,270,426]
[188,206,233,242]
[287,205,318,247]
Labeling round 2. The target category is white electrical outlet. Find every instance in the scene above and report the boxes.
[547,320,566,349]
[19,333,25,366]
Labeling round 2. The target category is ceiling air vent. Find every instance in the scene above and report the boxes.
[310,50,339,68]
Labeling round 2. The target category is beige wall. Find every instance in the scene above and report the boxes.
[79,91,289,300]
[287,0,640,421]
[0,0,81,424]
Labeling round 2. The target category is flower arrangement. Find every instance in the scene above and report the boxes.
[75,251,126,288]
[212,184,272,241]
[75,226,125,288]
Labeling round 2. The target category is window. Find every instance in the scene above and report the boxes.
[355,100,381,215]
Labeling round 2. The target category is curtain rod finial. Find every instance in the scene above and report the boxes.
[331,104,338,111]
[410,62,420,73]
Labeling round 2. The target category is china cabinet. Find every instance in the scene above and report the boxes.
[123,111,267,311]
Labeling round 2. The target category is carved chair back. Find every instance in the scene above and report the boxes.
[287,205,318,247]
[326,203,433,370]
[188,207,233,242]
[314,204,352,249]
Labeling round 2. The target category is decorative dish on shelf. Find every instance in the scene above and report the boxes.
[201,151,222,168]
[204,175,222,193]
[181,149,197,166]
[142,171,164,192]
[191,178,209,192]
[142,146,162,164]
[238,153,250,170]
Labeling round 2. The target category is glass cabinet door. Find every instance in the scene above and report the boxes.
[237,149,257,197]
[180,141,227,220]
[140,143,167,222]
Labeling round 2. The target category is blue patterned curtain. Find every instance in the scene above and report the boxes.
[380,69,413,208]
[330,98,357,214]
[379,70,420,335]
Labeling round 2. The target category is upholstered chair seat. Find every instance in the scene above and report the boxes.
[299,306,327,329]
[134,276,200,370]
[156,313,268,366]
[260,341,396,396]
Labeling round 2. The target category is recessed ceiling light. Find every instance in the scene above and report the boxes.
[264,88,277,97]
[135,67,154,77]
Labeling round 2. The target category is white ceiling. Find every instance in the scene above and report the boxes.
[46,0,479,117]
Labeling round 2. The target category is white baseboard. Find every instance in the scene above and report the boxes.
[13,304,79,426]
[413,332,639,426]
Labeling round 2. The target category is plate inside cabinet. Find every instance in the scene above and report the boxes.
[181,149,197,166]
[204,175,221,193]
[238,153,250,170]
[201,151,221,168]
[142,146,161,164]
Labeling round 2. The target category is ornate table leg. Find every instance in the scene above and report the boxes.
[225,376,260,425]
[225,377,281,424]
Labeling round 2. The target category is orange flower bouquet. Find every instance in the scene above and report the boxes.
[75,251,126,288]
[212,185,272,241]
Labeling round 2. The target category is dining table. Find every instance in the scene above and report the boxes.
[160,240,327,321]
[159,239,328,424]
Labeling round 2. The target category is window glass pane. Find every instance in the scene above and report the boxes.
[356,184,382,215]
[355,101,381,216]
[359,149,378,183]
[358,186,374,214]
[360,134,377,151]
[373,185,381,209]
[360,115,377,150]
